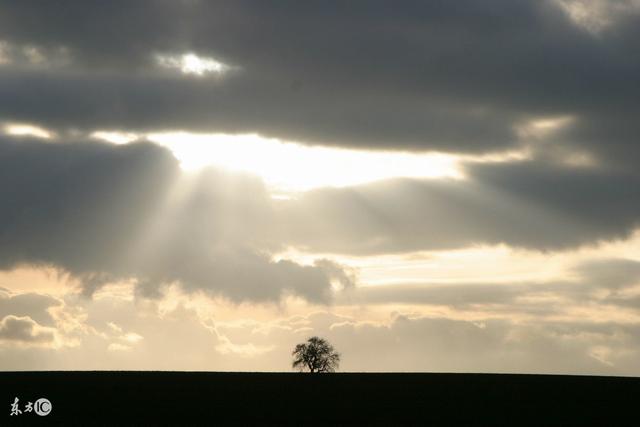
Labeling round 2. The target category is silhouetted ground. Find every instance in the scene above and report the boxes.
[1,371,638,425]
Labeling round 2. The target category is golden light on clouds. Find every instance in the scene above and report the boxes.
[90,130,138,145]
[276,229,640,287]
[515,115,575,140]
[88,130,545,192]
[0,267,72,295]
[2,121,54,139]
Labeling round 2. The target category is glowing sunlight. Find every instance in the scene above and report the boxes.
[145,131,463,191]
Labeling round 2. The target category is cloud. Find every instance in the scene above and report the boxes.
[0,0,638,161]
[281,159,640,253]
[342,282,531,308]
[554,0,640,34]
[0,288,62,326]
[353,256,640,293]
[2,134,639,298]
[334,258,640,325]
[0,136,352,303]
[313,313,640,374]
[1,281,640,373]
[574,258,640,290]
[0,294,226,370]
[0,315,55,344]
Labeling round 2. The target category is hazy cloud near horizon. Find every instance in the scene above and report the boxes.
[1,286,639,374]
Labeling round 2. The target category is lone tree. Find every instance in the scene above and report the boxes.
[292,336,340,373]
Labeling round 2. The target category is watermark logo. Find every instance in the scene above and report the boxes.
[9,397,51,417]
[34,398,52,416]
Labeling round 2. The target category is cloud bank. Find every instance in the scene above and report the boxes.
[0,136,352,303]
[0,0,638,166]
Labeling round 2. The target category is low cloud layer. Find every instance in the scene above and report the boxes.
[2,287,640,374]
[0,257,638,373]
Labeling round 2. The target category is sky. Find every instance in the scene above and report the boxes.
[1,0,640,374]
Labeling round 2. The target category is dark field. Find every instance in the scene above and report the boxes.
[2,371,639,425]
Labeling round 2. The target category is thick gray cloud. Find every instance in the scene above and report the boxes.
[0,135,179,273]
[281,159,640,253]
[0,136,352,303]
[552,114,640,172]
[0,0,638,161]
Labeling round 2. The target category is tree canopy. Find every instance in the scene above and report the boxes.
[292,336,340,373]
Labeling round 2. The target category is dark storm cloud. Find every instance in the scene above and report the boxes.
[0,136,351,302]
[0,0,639,158]
[281,159,640,253]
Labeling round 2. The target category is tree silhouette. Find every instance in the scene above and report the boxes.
[292,336,340,373]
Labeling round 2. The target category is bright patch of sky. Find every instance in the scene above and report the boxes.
[89,130,464,192]
[155,52,231,76]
